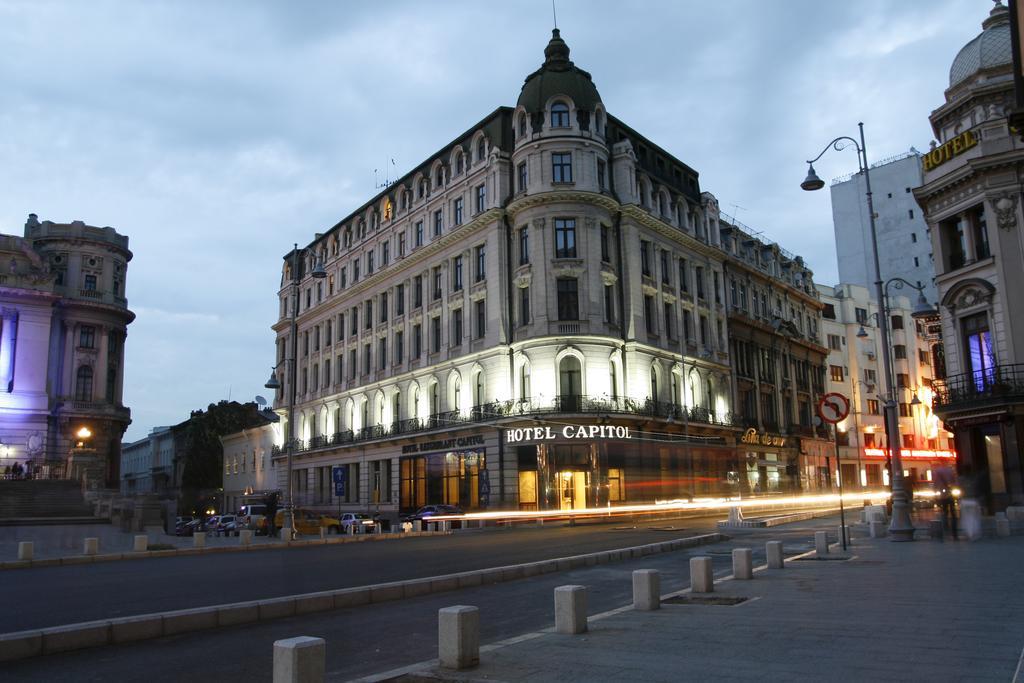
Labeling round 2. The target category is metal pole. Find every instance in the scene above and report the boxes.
[859,123,914,541]
[286,243,299,538]
[834,423,847,551]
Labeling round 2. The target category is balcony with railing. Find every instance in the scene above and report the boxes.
[934,364,1024,412]
[270,395,741,456]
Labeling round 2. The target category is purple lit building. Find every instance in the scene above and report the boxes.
[0,214,133,487]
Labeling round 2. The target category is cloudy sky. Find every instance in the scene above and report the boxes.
[0,0,983,440]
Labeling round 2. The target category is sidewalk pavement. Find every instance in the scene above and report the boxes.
[391,532,1024,682]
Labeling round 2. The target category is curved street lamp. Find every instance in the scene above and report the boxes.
[263,242,326,538]
[801,123,915,541]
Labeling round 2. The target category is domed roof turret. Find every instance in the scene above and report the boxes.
[517,29,602,114]
[949,1,1012,87]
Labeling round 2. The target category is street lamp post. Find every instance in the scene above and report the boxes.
[264,243,326,538]
[801,123,931,541]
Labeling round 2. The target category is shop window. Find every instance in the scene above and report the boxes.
[608,467,626,502]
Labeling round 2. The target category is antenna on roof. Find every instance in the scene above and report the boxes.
[726,203,747,226]
[552,0,558,29]
[375,158,398,190]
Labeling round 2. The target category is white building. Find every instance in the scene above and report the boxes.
[916,1,1024,512]
[830,152,938,304]
[221,422,279,514]
[817,283,954,491]
[121,426,175,495]
[268,30,825,523]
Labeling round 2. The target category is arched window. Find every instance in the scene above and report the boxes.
[519,364,531,402]
[418,180,426,198]
[431,383,439,415]
[551,102,570,128]
[392,391,401,425]
[455,153,464,175]
[559,356,582,410]
[413,387,420,419]
[453,376,461,411]
[672,373,680,407]
[650,366,659,402]
[436,167,444,187]
[477,138,486,162]
[378,395,385,425]
[75,366,93,401]
[474,372,484,406]
[609,362,618,399]
[518,114,527,138]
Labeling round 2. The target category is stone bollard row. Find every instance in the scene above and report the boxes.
[240,529,253,546]
[554,585,588,634]
[838,524,852,547]
[732,548,753,580]
[996,518,1011,537]
[18,541,33,561]
[869,521,886,538]
[133,535,148,552]
[84,537,99,555]
[766,541,784,569]
[273,636,325,683]
[193,531,206,548]
[814,531,829,556]
[632,569,660,611]
[690,556,713,593]
[438,605,479,670]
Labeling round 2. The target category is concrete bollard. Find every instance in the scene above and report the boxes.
[869,521,887,538]
[632,569,661,611]
[961,499,983,540]
[438,606,479,670]
[814,531,829,556]
[997,518,1011,537]
[282,527,294,541]
[766,541,784,569]
[554,585,588,634]
[273,636,325,683]
[412,520,422,532]
[193,531,206,548]
[17,541,33,561]
[374,523,383,535]
[690,556,714,593]
[240,530,253,546]
[133,535,148,552]
[838,525,852,547]
[84,537,99,555]
[732,548,753,580]
[928,519,944,541]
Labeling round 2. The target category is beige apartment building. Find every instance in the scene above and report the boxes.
[268,30,822,522]
[817,283,954,492]
[915,1,1024,512]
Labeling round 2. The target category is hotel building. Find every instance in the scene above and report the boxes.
[269,31,826,522]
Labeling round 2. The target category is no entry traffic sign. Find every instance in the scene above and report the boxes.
[817,392,850,424]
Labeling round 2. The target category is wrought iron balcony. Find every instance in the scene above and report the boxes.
[934,364,1024,412]
[270,395,739,457]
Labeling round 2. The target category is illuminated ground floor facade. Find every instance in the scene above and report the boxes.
[272,410,843,523]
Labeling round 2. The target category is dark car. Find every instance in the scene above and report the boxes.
[174,516,194,535]
[402,505,464,526]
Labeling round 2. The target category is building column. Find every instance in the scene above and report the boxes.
[0,308,17,392]
[95,325,109,402]
[62,320,75,399]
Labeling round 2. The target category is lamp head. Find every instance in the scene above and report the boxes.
[264,371,282,390]
[800,164,825,191]
[911,292,938,319]
[911,393,922,406]
[311,256,327,279]
[856,325,868,339]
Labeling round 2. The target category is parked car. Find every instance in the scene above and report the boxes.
[216,514,239,536]
[402,505,463,525]
[174,516,194,535]
[238,504,268,535]
[337,512,377,534]
[273,509,340,536]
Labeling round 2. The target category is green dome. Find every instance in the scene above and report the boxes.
[517,29,602,114]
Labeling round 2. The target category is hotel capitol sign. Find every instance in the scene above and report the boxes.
[505,424,632,444]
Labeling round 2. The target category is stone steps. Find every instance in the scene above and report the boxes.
[0,481,94,519]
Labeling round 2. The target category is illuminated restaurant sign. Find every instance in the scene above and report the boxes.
[740,428,787,447]
[863,448,956,461]
[505,425,631,444]
[921,130,978,172]
[402,434,485,454]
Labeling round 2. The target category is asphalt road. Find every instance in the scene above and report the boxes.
[0,519,843,683]
[5,512,741,632]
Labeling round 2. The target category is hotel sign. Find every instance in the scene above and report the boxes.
[740,428,787,447]
[505,425,631,444]
[922,130,978,172]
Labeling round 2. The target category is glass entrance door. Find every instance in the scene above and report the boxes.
[557,470,589,510]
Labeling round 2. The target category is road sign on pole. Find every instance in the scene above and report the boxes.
[817,392,850,424]
[332,466,347,498]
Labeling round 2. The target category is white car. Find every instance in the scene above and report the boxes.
[339,513,376,533]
